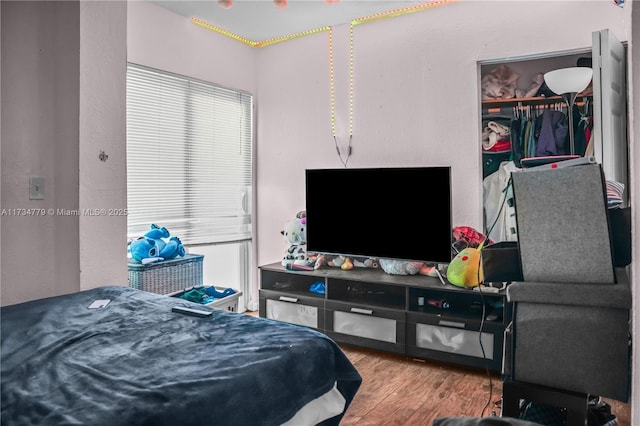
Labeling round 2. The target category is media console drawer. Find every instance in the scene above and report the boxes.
[324,300,406,354]
[259,290,325,330]
[406,311,504,371]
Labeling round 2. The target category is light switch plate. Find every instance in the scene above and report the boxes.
[29,176,45,200]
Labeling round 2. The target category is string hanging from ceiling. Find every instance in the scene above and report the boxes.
[328,24,354,167]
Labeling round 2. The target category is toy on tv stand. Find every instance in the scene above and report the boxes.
[446,226,492,288]
[314,253,380,271]
[446,244,484,288]
[379,258,438,276]
[281,210,317,270]
[281,210,380,272]
[377,226,489,280]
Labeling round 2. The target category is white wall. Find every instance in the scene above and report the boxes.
[255,1,632,268]
[79,1,128,291]
[0,0,3,299]
[127,1,256,96]
[1,1,82,304]
[1,0,127,305]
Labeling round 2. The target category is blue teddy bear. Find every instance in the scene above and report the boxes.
[129,224,186,264]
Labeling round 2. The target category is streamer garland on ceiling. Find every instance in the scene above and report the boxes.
[191,1,455,47]
[329,24,354,167]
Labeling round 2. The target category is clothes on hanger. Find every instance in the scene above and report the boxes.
[508,101,592,163]
[483,161,520,243]
[536,108,568,156]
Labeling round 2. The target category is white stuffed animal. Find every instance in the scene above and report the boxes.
[281,211,316,268]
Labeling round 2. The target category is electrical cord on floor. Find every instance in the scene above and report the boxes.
[476,284,494,418]
[467,176,515,418]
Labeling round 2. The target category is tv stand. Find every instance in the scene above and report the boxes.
[259,262,510,372]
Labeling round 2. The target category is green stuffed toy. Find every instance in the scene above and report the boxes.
[446,226,492,288]
[446,242,484,288]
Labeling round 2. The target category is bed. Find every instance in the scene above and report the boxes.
[1,286,361,426]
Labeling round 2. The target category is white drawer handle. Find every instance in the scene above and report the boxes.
[279,296,299,303]
[350,307,373,315]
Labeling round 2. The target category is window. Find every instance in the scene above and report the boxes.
[126,64,254,307]
[126,64,253,246]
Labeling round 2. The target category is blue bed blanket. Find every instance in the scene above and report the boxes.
[1,286,361,426]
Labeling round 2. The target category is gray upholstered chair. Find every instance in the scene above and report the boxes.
[499,163,632,426]
[501,268,631,425]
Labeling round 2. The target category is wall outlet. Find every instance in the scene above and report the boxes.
[29,176,45,200]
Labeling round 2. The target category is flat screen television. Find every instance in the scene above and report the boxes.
[305,166,452,264]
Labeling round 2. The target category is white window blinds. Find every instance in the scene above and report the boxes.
[126,64,253,245]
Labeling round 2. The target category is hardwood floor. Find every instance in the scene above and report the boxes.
[337,344,631,426]
[243,311,630,425]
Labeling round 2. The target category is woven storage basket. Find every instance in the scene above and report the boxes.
[128,254,204,294]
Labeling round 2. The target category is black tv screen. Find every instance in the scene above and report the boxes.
[305,166,452,264]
